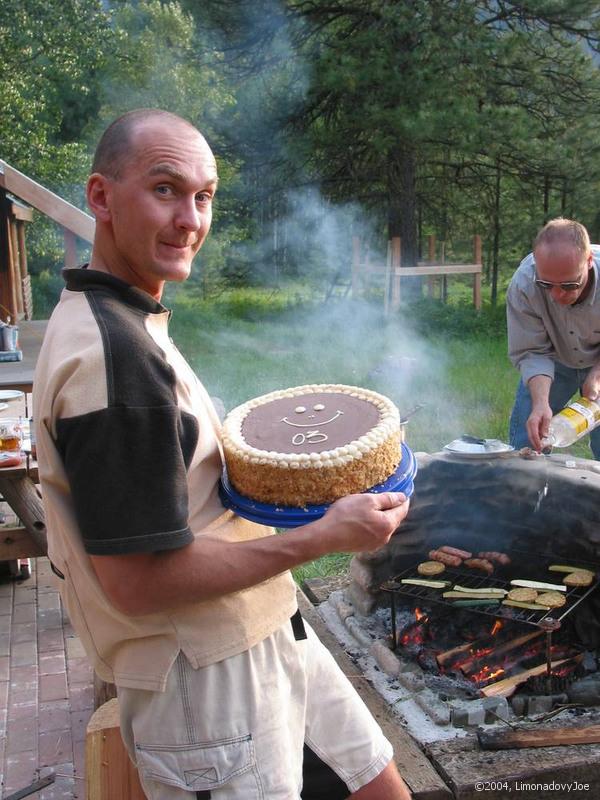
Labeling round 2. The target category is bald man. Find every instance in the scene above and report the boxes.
[33,110,412,799]
[508,218,600,458]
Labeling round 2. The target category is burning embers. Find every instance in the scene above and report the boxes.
[398,609,584,696]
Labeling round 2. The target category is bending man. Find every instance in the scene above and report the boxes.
[507,218,600,458]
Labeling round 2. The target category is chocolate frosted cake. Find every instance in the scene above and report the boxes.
[221,384,402,506]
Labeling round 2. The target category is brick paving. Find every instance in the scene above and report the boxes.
[0,557,94,799]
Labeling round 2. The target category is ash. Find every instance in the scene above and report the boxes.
[317,593,470,743]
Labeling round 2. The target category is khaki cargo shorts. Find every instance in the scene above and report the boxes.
[117,612,393,799]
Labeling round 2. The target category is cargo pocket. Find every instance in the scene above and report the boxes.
[135,734,263,799]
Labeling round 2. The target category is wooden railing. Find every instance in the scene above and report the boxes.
[0,160,95,321]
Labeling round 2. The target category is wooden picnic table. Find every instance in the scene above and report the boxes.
[0,320,48,569]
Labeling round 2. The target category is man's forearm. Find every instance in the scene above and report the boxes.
[94,522,329,616]
[528,374,552,408]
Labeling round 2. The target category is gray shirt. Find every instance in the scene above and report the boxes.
[507,245,600,384]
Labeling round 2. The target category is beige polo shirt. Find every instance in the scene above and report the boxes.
[33,267,297,691]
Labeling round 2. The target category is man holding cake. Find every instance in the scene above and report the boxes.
[33,110,412,799]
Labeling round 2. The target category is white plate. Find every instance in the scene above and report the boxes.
[0,390,24,402]
[0,403,7,412]
[444,438,515,458]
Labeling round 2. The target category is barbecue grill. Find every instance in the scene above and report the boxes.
[380,549,600,649]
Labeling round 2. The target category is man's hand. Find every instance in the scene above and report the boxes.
[527,402,553,451]
[526,374,553,451]
[313,491,410,554]
[582,367,600,401]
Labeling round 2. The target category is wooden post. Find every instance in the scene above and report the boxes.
[473,234,482,310]
[16,221,28,281]
[351,236,361,298]
[9,220,24,316]
[427,234,436,297]
[86,699,146,800]
[383,240,392,316]
[440,242,447,303]
[6,219,19,323]
[390,237,401,311]
[64,228,78,268]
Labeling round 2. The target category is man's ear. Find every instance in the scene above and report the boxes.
[87,173,112,223]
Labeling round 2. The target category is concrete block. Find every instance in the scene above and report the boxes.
[451,702,486,728]
[526,695,555,716]
[482,696,511,723]
[349,557,376,592]
[414,689,451,725]
[396,667,425,694]
[370,641,401,677]
[344,584,378,616]
[344,617,373,648]
[330,592,355,622]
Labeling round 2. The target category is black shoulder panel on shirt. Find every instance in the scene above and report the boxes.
[86,288,176,408]
[54,286,200,555]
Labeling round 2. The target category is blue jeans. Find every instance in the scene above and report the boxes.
[509,361,600,460]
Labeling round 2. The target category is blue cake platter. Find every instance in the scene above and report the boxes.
[219,442,417,528]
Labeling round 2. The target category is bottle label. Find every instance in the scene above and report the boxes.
[559,400,598,435]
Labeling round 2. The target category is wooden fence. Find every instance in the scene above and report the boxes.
[352,234,483,314]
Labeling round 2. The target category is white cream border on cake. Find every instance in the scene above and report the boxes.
[222,384,400,470]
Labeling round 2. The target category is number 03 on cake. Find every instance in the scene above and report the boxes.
[222,384,402,507]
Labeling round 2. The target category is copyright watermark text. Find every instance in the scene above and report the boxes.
[475,781,590,793]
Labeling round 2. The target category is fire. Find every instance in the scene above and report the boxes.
[490,620,503,637]
[471,665,506,685]
[415,607,428,622]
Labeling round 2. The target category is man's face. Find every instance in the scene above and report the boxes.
[94,119,218,298]
[534,244,593,306]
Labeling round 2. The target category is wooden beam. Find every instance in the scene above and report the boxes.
[0,526,45,560]
[0,160,94,242]
[0,473,47,553]
[478,723,600,751]
[9,200,33,222]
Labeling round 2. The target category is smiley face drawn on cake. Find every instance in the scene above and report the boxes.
[281,404,344,428]
[238,390,381,455]
[281,402,345,446]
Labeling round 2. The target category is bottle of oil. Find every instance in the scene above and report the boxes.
[542,398,600,448]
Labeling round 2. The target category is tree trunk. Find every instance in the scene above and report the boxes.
[491,162,501,306]
[387,144,418,268]
[543,174,550,224]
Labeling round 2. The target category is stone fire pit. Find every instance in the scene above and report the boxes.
[315,450,600,799]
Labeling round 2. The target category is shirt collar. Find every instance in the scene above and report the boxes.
[62,265,169,315]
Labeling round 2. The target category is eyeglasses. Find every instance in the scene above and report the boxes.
[535,277,585,292]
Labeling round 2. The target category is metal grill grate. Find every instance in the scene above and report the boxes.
[381,552,600,630]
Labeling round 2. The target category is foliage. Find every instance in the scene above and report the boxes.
[5,0,600,305]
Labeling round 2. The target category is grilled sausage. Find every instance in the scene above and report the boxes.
[477,551,511,566]
[440,545,472,559]
[464,558,494,575]
[429,549,462,567]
